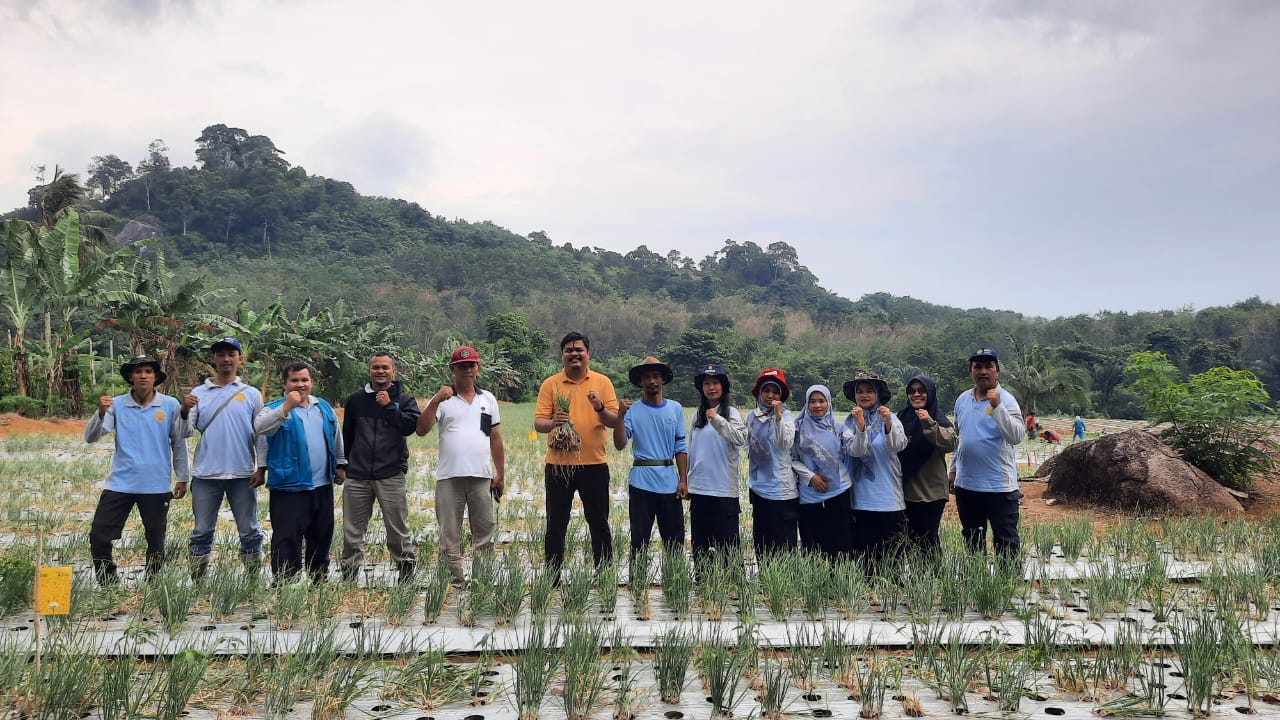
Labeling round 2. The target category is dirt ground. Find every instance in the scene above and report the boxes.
[6,412,1279,525]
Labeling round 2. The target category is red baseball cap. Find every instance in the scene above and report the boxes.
[450,346,481,365]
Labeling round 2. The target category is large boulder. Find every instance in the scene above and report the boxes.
[1044,429,1242,516]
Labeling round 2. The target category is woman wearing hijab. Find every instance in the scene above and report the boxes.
[687,363,748,564]
[746,368,799,558]
[792,385,853,560]
[842,372,908,574]
[896,375,958,556]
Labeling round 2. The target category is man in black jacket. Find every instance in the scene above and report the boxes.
[340,352,421,583]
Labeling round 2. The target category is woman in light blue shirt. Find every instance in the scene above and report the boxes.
[793,385,853,560]
[842,372,908,575]
[686,363,748,565]
[746,368,798,558]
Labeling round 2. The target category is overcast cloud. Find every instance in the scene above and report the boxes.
[2,0,1277,318]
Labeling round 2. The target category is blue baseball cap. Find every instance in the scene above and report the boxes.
[210,337,243,354]
[969,346,999,363]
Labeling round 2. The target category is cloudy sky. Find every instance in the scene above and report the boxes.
[2,0,1277,319]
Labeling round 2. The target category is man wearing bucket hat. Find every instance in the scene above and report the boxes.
[614,356,688,555]
[417,345,506,585]
[84,355,190,585]
[181,337,267,580]
[746,368,799,557]
[951,346,1025,559]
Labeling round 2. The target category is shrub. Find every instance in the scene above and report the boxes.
[1125,351,1277,489]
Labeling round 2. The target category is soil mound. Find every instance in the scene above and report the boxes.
[1043,429,1242,516]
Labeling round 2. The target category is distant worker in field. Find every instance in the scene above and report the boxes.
[615,356,688,555]
[85,355,190,585]
[1024,412,1039,440]
[686,363,747,564]
[534,331,619,575]
[1072,416,1086,443]
[181,337,266,581]
[1039,429,1061,444]
[340,352,421,585]
[255,362,346,583]
[951,347,1025,559]
[417,345,505,586]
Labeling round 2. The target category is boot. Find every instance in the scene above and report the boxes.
[189,554,210,581]
[93,558,119,587]
[340,565,359,584]
[240,551,262,581]
[396,560,416,586]
[143,553,164,582]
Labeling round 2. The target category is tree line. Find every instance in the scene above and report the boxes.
[3,125,1280,426]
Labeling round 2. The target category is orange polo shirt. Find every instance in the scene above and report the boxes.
[535,369,619,466]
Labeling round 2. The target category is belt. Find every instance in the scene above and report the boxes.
[633,459,674,467]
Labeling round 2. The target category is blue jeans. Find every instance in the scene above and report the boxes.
[189,476,264,556]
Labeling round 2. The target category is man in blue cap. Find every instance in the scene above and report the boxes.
[951,346,1025,560]
[181,337,266,580]
[85,355,190,585]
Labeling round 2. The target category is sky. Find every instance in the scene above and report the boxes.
[2,0,1277,319]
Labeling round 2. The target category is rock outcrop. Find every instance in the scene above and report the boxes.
[1043,429,1242,516]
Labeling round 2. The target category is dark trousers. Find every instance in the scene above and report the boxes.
[904,498,948,556]
[269,485,334,582]
[89,489,172,585]
[628,485,684,555]
[799,488,854,560]
[689,494,741,564]
[544,463,612,570]
[749,490,799,559]
[953,487,1022,559]
[852,509,906,577]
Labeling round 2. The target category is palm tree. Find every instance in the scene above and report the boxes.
[1002,339,1090,415]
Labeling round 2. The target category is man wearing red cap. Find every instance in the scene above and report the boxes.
[417,345,506,585]
[339,352,422,584]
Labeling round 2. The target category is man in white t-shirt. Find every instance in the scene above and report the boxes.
[416,345,506,584]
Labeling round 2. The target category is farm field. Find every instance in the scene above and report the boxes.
[1,406,1277,719]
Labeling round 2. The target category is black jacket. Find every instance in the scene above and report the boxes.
[342,380,421,479]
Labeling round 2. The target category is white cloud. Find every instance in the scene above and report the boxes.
[1,0,1277,317]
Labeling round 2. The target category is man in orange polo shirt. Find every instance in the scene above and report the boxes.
[534,331,619,573]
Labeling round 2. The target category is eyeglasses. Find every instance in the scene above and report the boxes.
[907,388,928,395]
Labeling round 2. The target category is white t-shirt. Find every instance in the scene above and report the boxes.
[435,389,501,480]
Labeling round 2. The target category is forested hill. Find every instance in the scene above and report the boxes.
[7,125,1280,418]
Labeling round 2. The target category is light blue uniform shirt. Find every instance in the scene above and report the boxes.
[624,399,688,493]
[687,407,747,498]
[297,403,333,488]
[747,407,798,501]
[184,377,266,479]
[85,392,189,493]
[952,386,1024,493]
[842,412,908,511]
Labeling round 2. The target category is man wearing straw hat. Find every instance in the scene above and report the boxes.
[84,355,190,585]
[614,356,688,555]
